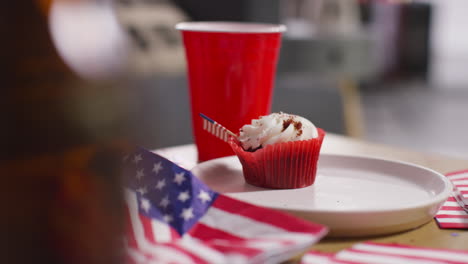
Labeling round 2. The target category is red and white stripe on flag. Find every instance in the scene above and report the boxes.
[436,170,468,229]
[202,118,229,142]
[300,251,335,264]
[302,242,468,264]
[447,170,468,207]
[125,190,328,264]
[436,196,468,229]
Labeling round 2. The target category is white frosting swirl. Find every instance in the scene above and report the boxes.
[238,112,318,151]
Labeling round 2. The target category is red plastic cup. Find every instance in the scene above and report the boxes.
[176,22,286,162]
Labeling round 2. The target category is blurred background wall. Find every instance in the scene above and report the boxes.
[113,0,467,159]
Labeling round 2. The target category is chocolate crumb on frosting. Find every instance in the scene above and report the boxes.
[295,121,303,136]
[296,129,303,137]
[282,118,304,137]
[282,118,293,131]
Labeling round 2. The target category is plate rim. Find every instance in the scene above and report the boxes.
[191,153,452,214]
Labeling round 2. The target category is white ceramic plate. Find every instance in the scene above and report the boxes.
[191,154,452,237]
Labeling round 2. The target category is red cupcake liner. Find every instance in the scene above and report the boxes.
[229,128,325,189]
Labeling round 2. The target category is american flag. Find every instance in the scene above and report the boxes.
[200,113,236,142]
[123,148,328,264]
[301,242,468,264]
[436,170,468,229]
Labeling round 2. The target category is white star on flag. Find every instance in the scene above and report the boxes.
[141,198,151,213]
[198,190,212,203]
[159,196,170,208]
[163,214,173,223]
[152,162,163,174]
[133,154,142,164]
[136,169,145,180]
[136,186,147,195]
[155,179,166,190]
[180,207,194,221]
[178,191,190,202]
[174,172,186,185]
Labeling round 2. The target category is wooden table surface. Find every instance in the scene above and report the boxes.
[155,133,468,253]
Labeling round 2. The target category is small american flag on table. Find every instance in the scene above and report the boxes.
[123,148,328,264]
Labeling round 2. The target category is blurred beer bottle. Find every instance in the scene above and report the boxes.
[1,1,134,263]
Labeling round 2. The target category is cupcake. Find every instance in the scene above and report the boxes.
[228,112,325,189]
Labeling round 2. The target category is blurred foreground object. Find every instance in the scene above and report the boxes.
[1,1,134,263]
[49,0,129,80]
